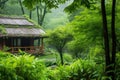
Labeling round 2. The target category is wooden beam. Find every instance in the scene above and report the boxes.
[16,38,18,47]
[0,38,3,49]
[41,38,43,46]
[38,38,40,46]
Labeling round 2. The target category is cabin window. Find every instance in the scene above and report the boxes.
[18,39,21,46]
[34,38,41,46]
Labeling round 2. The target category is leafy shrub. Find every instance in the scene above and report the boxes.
[39,59,56,67]
[53,53,73,65]
[47,59,101,80]
[0,51,48,80]
[0,51,105,80]
[0,62,17,80]
[115,53,120,79]
[63,53,73,61]
[63,53,73,64]
[0,25,6,34]
[47,65,71,80]
[68,59,99,80]
[2,45,11,52]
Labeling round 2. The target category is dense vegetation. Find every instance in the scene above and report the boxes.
[0,51,120,80]
[0,0,120,80]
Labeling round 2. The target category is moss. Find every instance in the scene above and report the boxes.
[0,25,6,34]
[0,14,43,28]
[2,25,41,29]
[0,14,24,18]
[23,15,42,28]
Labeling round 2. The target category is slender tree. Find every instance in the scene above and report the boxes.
[111,0,116,66]
[36,5,40,24]
[18,0,25,15]
[47,27,72,65]
[101,0,111,74]
[39,5,47,26]
[29,10,32,19]
[23,0,68,26]
[111,0,116,79]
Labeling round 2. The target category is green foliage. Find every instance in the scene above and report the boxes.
[64,0,90,13]
[2,51,120,80]
[64,0,100,13]
[115,53,120,79]
[47,59,102,80]
[0,25,6,34]
[72,9,102,42]
[0,0,8,9]
[0,0,23,15]
[38,50,73,66]
[23,0,67,9]
[0,51,47,80]
[1,0,120,79]
[48,65,71,80]
[23,15,42,28]
[68,8,103,58]
[47,26,73,65]
[2,45,11,51]
[47,26,73,51]
[69,59,99,80]
[63,53,73,63]
[52,53,73,65]
[88,45,104,63]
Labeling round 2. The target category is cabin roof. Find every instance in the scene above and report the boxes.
[0,28,45,37]
[0,16,46,37]
[0,17,34,26]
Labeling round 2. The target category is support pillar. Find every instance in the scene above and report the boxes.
[40,38,44,53]
[38,38,40,46]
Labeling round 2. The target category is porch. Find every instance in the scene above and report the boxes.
[0,37,45,54]
[10,46,44,54]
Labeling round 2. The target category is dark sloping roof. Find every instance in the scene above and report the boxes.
[0,16,46,37]
[0,17,34,26]
[0,28,45,37]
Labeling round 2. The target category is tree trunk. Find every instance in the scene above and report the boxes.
[75,52,79,58]
[101,0,111,76]
[59,50,64,65]
[40,5,47,26]
[29,10,32,19]
[18,0,25,15]
[111,0,116,79]
[36,6,40,24]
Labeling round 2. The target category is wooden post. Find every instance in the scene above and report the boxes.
[2,38,6,49]
[38,38,40,46]
[11,38,14,52]
[0,38,3,49]
[11,38,13,47]
[41,38,44,53]
[16,38,18,47]
[15,38,18,52]
[41,38,43,46]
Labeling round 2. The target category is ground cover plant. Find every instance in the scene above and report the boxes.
[0,51,120,80]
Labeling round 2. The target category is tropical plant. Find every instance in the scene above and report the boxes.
[0,51,48,80]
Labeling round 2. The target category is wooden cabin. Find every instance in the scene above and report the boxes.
[0,16,46,54]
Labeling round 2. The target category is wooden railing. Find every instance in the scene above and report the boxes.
[10,46,44,54]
